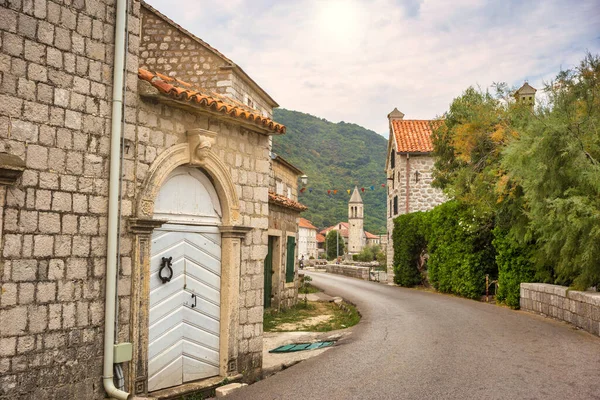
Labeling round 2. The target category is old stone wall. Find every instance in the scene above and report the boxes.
[0,0,141,398]
[325,264,370,281]
[139,4,273,119]
[520,283,600,337]
[267,204,298,310]
[270,158,299,200]
[386,153,446,279]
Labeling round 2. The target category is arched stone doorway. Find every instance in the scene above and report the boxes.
[127,135,251,396]
[148,167,223,391]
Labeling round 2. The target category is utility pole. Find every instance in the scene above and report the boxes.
[336,230,339,260]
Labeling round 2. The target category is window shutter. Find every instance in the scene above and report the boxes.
[286,236,296,283]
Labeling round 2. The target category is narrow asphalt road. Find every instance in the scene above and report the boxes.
[229,272,600,400]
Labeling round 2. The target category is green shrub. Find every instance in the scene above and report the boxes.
[356,244,384,263]
[352,254,358,261]
[493,227,535,308]
[426,201,496,299]
[392,212,427,287]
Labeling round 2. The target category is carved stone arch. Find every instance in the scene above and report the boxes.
[135,140,240,225]
[129,132,249,395]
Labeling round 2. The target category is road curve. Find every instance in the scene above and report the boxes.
[228,271,600,400]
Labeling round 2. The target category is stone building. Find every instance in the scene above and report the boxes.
[385,108,446,278]
[265,153,306,310]
[0,1,288,398]
[515,82,536,106]
[298,217,318,260]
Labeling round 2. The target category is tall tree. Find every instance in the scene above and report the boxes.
[325,230,345,260]
[503,53,600,289]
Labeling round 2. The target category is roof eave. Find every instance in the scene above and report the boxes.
[139,91,284,136]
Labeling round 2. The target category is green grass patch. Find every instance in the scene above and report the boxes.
[264,301,360,332]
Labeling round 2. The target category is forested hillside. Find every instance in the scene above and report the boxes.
[272,109,388,234]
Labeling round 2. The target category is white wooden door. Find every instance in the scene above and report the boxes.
[147,166,223,392]
[148,224,221,391]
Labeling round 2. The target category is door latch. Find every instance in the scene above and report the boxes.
[159,257,173,283]
[191,293,197,308]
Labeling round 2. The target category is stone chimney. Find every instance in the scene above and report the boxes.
[387,107,405,121]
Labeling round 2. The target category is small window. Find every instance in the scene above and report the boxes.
[287,186,292,199]
[286,236,296,283]
[276,180,284,195]
[393,196,398,216]
[390,150,395,169]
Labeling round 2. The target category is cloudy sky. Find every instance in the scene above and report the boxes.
[145,0,600,136]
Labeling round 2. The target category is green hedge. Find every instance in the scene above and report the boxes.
[392,212,428,286]
[392,201,497,300]
[492,227,535,308]
[427,201,496,299]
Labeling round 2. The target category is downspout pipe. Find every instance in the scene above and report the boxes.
[103,0,130,399]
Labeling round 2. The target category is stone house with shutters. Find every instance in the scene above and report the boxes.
[0,0,290,398]
[385,108,446,279]
[265,153,307,310]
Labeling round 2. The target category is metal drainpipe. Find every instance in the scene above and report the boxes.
[405,154,410,214]
[103,0,130,398]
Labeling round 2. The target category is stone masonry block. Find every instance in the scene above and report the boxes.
[0,283,17,307]
[47,259,65,280]
[33,235,54,257]
[12,259,37,281]
[66,258,88,280]
[28,305,48,333]
[0,307,27,336]
[37,282,56,303]
[33,212,58,235]
[0,337,17,357]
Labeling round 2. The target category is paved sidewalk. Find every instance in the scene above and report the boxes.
[262,329,351,377]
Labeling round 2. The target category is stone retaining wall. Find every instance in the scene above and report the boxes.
[325,264,370,281]
[520,283,600,337]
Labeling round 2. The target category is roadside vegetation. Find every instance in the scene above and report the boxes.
[264,301,360,333]
[393,53,600,308]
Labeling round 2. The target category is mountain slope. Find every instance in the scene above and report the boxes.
[272,109,388,234]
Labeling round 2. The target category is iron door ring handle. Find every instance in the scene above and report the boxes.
[159,257,173,283]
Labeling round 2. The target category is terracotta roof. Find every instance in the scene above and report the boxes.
[268,192,308,212]
[391,119,442,153]
[299,218,318,230]
[365,231,380,239]
[316,233,326,243]
[320,222,349,238]
[138,69,286,134]
[516,82,537,95]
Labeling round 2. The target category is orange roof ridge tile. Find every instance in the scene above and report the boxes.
[138,68,286,134]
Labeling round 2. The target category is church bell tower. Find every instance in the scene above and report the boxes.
[348,186,364,254]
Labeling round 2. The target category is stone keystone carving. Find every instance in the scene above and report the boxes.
[187,128,218,165]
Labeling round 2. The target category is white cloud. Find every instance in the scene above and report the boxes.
[145,0,600,135]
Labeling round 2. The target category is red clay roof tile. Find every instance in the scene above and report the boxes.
[391,119,442,153]
[268,191,308,212]
[299,218,318,230]
[138,68,286,134]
